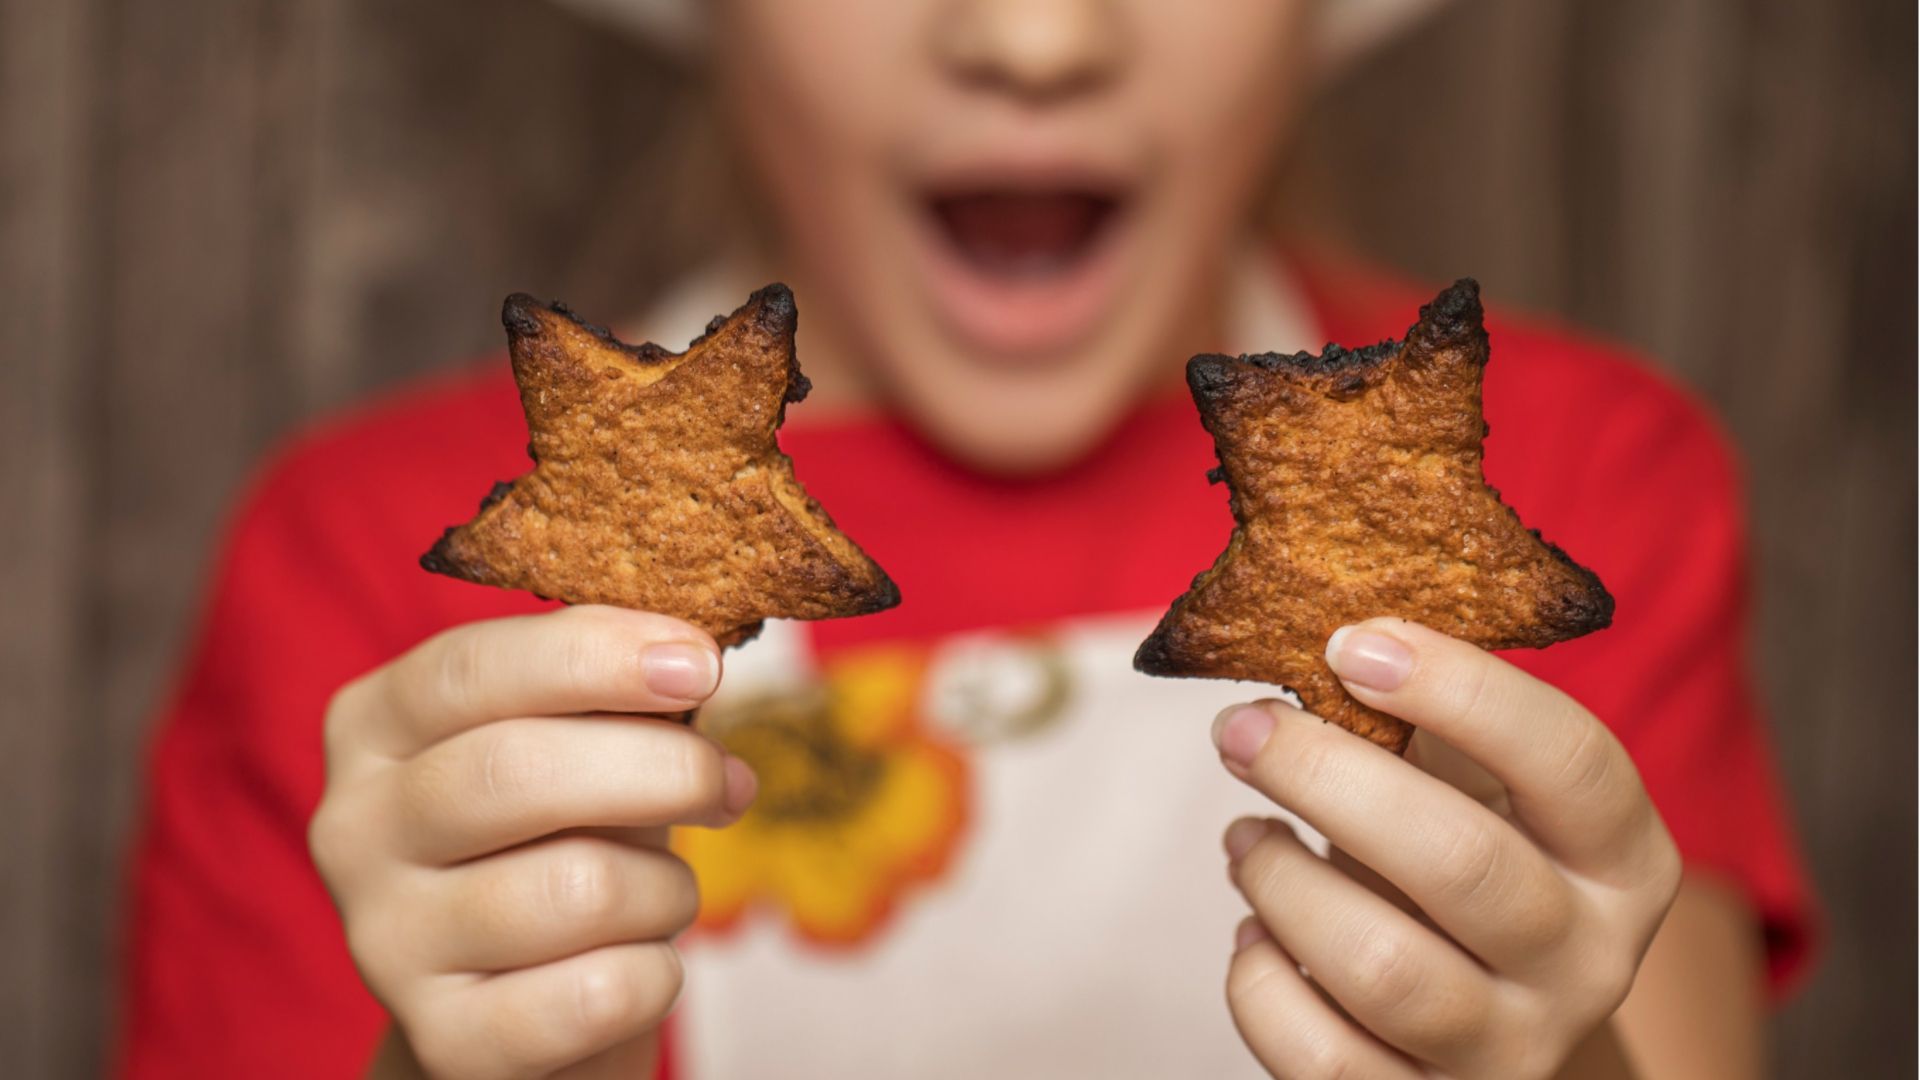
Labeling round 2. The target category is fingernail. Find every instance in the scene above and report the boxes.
[1223,816,1268,861]
[1234,916,1270,952]
[1211,705,1276,769]
[1326,625,1414,692]
[642,642,719,701]
[722,755,759,817]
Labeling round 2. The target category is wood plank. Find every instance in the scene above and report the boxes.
[301,0,694,408]
[0,0,96,1073]
[71,2,290,1074]
[1281,0,1575,310]
[1754,4,1917,1071]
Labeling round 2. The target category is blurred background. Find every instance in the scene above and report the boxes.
[2,0,1912,1076]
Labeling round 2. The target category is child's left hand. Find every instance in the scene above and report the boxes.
[1215,618,1681,1080]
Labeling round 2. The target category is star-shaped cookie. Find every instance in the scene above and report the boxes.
[1134,279,1613,753]
[423,284,899,647]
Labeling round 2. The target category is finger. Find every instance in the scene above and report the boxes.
[560,824,673,850]
[1236,917,1368,1022]
[1328,846,1425,924]
[423,836,699,972]
[1227,816,1499,1073]
[1215,701,1577,972]
[407,943,681,1080]
[396,715,756,863]
[1226,920,1424,1080]
[361,606,722,758]
[1325,618,1663,874]
[1406,729,1513,820]
[550,1036,662,1080]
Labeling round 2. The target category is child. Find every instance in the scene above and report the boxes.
[119,3,1811,1078]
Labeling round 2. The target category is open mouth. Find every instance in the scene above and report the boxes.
[925,189,1124,281]
[911,183,1133,357]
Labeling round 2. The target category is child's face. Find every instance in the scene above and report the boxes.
[716,1,1311,472]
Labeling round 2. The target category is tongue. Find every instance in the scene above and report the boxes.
[932,192,1113,277]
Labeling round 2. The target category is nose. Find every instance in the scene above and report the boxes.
[935,0,1127,101]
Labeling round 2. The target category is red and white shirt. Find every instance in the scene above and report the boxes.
[117,249,1815,1079]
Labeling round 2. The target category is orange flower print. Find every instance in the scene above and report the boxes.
[675,644,970,947]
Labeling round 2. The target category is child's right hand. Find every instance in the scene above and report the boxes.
[308,605,756,1080]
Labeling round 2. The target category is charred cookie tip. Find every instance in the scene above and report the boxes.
[501,293,547,337]
[784,369,813,405]
[1131,620,1189,675]
[419,528,463,576]
[863,573,904,614]
[749,282,798,332]
[1186,353,1240,399]
[1411,278,1487,349]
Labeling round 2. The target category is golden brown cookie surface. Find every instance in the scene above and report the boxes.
[1133,280,1612,753]
[423,285,899,646]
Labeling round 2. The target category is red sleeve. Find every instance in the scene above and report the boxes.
[114,445,399,1079]
[114,417,683,1079]
[1503,363,1818,998]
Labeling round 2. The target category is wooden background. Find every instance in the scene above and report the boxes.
[3,0,1911,1075]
